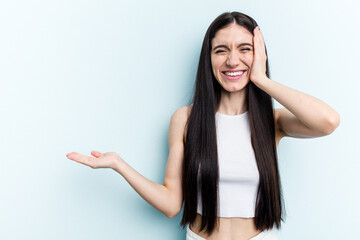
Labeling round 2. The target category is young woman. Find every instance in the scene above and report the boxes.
[66,12,340,240]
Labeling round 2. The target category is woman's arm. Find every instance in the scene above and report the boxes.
[66,106,188,218]
[112,106,187,217]
[250,27,340,138]
[258,78,340,138]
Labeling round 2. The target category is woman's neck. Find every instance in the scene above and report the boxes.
[217,89,248,115]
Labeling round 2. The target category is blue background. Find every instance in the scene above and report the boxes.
[0,0,358,239]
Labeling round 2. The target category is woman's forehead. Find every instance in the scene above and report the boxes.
[212,24,253,45]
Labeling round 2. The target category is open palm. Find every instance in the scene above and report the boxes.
[66,151,121,169]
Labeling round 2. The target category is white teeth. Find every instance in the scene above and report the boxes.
[224,71,244,76]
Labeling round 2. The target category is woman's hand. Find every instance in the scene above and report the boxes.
[249,26,268,85]
[66,151,123,170]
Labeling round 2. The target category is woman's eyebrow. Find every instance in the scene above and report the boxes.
[212,43,253,50]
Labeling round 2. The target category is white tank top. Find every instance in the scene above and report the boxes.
[197,110,260,218]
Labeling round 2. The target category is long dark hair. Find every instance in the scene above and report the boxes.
[180,11,286,235]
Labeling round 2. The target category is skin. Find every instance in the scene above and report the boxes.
[66,22,341,240]
[210,23,254,115]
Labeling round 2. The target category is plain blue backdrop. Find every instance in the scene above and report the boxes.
[0,0,358,239]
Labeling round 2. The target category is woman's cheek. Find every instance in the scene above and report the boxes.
[244,54,254,68]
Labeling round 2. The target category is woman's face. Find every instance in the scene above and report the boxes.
[211,23,254,93]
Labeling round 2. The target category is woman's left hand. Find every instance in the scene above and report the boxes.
[249,26,268,85]
[67,151,124,170]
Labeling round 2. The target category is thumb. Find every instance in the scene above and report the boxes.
[91,151,103,158]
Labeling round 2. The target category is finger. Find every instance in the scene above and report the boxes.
[253,26,259,36]
[252,29,257,55]
[67,152,96,167]
[91,151,103,158]
[256,27,266,57]
[253,36,261,60]
[257,27,265,43]
[253,27,260,51]
[254,27,266,59]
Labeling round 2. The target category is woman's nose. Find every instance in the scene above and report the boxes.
[226,52,240,67]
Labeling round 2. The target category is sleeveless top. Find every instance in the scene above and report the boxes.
[196,110,260,218]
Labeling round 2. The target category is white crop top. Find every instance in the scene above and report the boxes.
[197,110,260,218]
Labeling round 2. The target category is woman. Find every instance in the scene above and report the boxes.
[66,12,340,240]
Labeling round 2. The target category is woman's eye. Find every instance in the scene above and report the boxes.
[215,50,225,53]
[241,48,251,51]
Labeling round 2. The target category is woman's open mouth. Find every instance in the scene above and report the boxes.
[221,70,246,81]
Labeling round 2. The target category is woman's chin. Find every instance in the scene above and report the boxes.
[221,83,249,93]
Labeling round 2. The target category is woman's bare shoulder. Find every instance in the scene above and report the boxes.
[171,106,191,126]
[170,105,192,143]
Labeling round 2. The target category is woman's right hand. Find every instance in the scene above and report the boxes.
[66,151,123,170]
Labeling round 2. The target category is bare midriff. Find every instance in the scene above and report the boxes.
[189,213,262,240]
